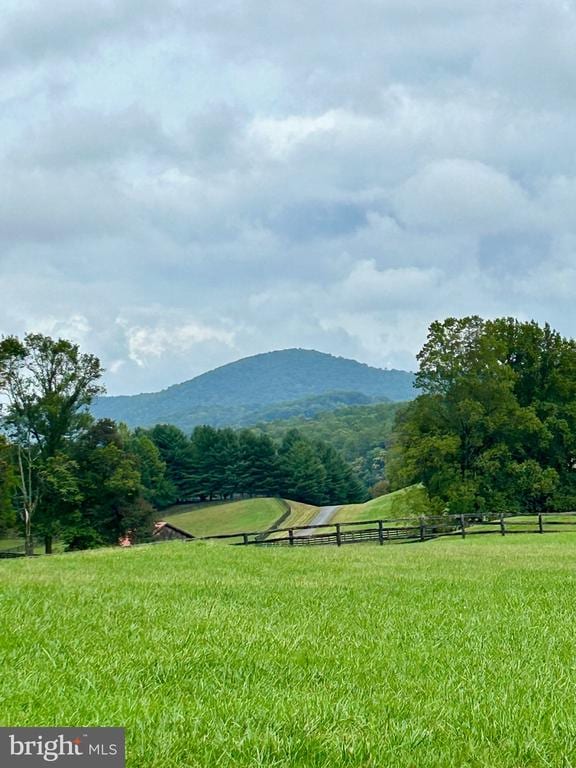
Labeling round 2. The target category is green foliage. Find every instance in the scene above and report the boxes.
[0,333,104,456]
[146,424,365,506]
[259,401,405,487]
[130,430,175,508]
[35,452,83,544]
[0,333,104,553]
[236,430,279,497]
[147,424,192,502]
[278,432,328,506]
[275,430,366,505]
[0,334,179,551]
[390,316,576,515]
[187,426,240,500]
[0,436,16,534]
[68,419,154,549]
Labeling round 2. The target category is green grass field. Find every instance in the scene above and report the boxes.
[466,514,576,535]
[334,484,429,523]
[0,536,25,552]
[163,497,285,537]
[275,500,320,529]
[2,535,576,766]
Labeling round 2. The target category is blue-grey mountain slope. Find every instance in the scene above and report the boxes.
[92,348,416,430]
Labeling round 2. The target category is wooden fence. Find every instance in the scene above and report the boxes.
[4,512,576,558]
[193,511,576,548]
[0,542,35,558]
[254,499,292,542]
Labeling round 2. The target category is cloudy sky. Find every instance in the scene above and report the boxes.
[2,0,576,394]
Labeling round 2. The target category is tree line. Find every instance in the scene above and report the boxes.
[0,334,365,554]
[257,400,405,492]
[145,423,365,508]
[6,318,572,551]
[389,316,576,516]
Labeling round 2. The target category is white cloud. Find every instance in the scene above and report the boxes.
[393,159,535,235]
[334,260,441,309]
[10,313,92,345]
[248,111,367,160]
[2,0,576,393]
[120,319,236,367]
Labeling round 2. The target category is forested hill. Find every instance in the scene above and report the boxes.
[92,349,416,430]
[257,400,406,489]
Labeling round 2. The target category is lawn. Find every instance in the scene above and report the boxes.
[2,535,576,766]
[281,500,321,527]
[334,483,429,523]
[163,497,285,537]
[269,500,321,533]
[0,536,25,552]
[465,513,576,535]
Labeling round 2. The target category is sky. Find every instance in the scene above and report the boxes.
[2,0,576,394]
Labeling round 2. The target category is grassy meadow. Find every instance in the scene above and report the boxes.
[2,535,576,767]
[278,500,321,528]
[0,536,27,553]
[163,497,285,537]
[334,484,428,523]
[264,500,322,539]
[467,514,576,534]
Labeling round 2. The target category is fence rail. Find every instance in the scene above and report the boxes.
[193,511,576,549]
[4,511,576,558]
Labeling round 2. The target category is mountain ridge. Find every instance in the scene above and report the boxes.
[92,348,416,430]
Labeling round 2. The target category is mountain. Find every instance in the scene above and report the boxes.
[91,348,416,430]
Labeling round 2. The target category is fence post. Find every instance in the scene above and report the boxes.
[499,513,506,536]
[243,533,249,546]
[378,519,384,545]
[538,512,544,534]
[419,516,426,542]
[289,528,294,546]
[460,514,466,539]
[336,523,342,547]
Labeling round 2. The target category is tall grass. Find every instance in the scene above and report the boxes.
[2,535,576,766]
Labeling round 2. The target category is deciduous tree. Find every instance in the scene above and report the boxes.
[0,334,103,554]
[390,317,576,516]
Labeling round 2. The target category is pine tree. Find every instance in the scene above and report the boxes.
[237,431,280,497]
[278,432,327,505]
[148,424,195,500]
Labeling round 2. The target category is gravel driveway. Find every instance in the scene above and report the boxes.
[295,505,339,536]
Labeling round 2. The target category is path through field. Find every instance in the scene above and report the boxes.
[295,505,339,536]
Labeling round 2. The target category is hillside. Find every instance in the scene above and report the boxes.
[257,400,406,487]
[333,484,430,523]
[163,498,286,538]
[258,400,404,461]
[163,498,322,539]
[92,349,416,429]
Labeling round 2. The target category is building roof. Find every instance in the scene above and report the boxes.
[153,521,195,539]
